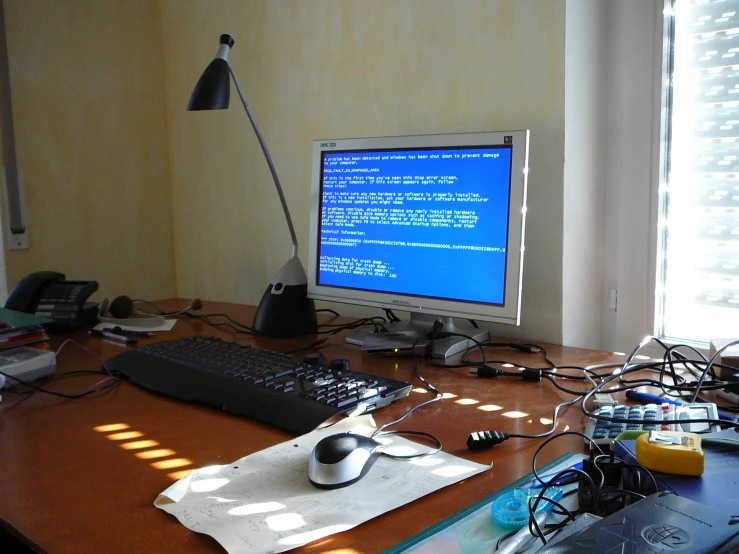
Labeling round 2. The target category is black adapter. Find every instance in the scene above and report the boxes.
[577,453,626,516]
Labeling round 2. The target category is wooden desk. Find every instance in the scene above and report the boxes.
[0,300,624,553]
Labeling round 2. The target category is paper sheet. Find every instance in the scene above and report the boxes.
[93,319,176,332]
[155,416,488,554]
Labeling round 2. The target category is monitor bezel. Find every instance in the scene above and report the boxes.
[307,130,529,326]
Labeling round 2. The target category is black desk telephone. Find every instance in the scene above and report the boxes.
[5,271,99,331]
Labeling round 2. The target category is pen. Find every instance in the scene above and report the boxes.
[102,326,154,337]
[625,390,734,421]
[90,329,138,345]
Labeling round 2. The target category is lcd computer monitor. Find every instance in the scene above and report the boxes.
[307,130,529,357]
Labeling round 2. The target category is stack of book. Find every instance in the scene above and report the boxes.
[0,307,53,351]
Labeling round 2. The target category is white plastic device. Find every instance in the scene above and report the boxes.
[0,347,56,385]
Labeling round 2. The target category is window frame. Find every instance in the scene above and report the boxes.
[602,0,670,356]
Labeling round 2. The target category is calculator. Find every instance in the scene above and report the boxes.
[584,404,667,446]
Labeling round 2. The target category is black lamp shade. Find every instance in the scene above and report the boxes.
[187,58,230,110]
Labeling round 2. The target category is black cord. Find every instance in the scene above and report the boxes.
[134,299,394,341]
[581,362,739,431]
[371,333,445,460]
[0,339,119,399]
[384,309,402,323]
[2,372,119,398]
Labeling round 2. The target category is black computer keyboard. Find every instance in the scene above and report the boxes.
[104,335,413,434]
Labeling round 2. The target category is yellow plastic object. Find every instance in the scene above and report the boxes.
[635,431,704,476]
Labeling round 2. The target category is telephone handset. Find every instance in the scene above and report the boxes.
[5,271,99,331]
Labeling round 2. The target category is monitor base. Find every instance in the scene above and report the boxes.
[347,313,490,358]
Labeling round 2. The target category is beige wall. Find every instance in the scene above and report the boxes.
[2,0,175,302]
[163,0,567,344]
[1,0,568,344]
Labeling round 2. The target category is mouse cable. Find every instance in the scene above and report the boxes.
[370,333,445,460]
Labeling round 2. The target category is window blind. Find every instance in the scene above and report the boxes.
[660,0,739,344]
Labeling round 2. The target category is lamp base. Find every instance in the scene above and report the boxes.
[252,257,318,338]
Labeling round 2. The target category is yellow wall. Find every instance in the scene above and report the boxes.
[163,0,567,343]
[2,0,175,301]
[1,0,567,344]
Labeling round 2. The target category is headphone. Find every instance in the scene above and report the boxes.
[98,296,203,328]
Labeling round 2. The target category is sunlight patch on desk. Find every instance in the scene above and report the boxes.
[502,363,514,368]
[321,549,362,554]
[613,351,626,356]
[167,469,192,480]
[478,404,503,412]
[540,418,553,425]
[441,392,457,399]
[93,423,129,432]
[120,439,159,450]
[431,465,478,478]
[190,478,230,493]
[412,387,428,394]
[228,501,285,516]
[151,458,192,470]
[106,431,144,441]
[135,448,175,460]
[266,513,307,532]
[410,456,444,467]
[502,411,528,419]
[277,524,354,546]
[455,398,479,405]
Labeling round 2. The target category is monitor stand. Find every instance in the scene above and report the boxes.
[346,312,490,358]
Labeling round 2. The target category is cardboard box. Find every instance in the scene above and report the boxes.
[709,338,739,381]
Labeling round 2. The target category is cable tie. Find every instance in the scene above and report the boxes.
[521,368,542,381]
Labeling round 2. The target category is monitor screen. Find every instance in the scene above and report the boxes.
[307,131,529,354]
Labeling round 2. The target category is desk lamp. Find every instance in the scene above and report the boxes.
[187,34,317,338]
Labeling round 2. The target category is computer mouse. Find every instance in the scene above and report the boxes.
[308,432,382,489]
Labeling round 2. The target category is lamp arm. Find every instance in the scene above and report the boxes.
[228,64,299,258]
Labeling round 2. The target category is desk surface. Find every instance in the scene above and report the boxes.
[0,300,625,554]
